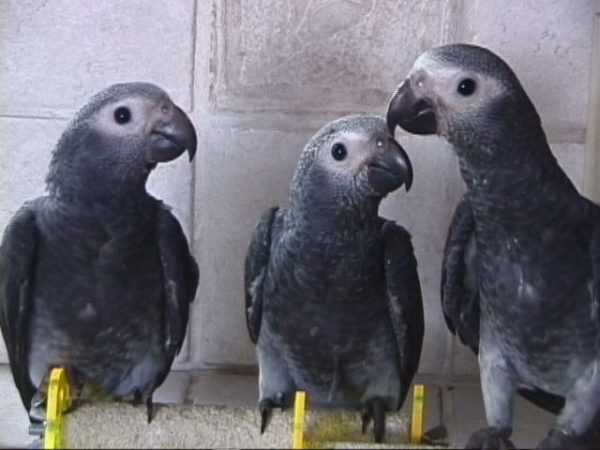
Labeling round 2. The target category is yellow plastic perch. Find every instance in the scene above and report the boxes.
[292,391,308,449]
[44,367,72,449]
[292,384,426,449]
[410,384,425,445]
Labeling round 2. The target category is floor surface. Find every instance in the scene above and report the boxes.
[0,365,555,448]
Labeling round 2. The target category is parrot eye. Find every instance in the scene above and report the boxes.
[457,78,477,96]
[331,143,347,161]
[114,107,132,125]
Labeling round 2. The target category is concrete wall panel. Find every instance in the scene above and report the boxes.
[0,0,195,117]
[210,0,464,113]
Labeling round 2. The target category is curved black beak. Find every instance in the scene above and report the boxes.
[386,79,438,136]
[147,105,197,164]
[368,138,413,195]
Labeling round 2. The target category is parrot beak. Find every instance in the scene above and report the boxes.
[368,137,414,194]
[147,105,197,164]
[386,78,438,135]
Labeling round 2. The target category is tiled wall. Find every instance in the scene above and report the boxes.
[1,0,598,382]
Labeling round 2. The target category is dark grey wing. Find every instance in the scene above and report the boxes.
[0,203,39,411]
[592,221,600,327]
[512,205,600,417]
[244,207,279,344]
[381,221,424,409]
[516,204,600,417]
[157,206,199,361]
[441,194,480,353]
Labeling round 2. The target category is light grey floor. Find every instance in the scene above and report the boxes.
[0,365,555,448]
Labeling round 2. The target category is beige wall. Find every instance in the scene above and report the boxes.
[1,0,598,383]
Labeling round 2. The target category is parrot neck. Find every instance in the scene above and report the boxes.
[47,155,151,206]
[288,201,381,233]
[458,139,581,231]
[289,184,382,231]
[288,161,384,230]
[46,131,152,204]
[48,180,149,207]
[49,191,158,233]
[48,174,151,215]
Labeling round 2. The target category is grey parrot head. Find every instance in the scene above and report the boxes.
[290,115,413,215]
[386,44,542,160]
[46,82,197,197]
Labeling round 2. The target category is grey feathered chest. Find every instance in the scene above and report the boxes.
[27,197,167,396]
[472,192,598,393]
[269,222,385,300]
[259,216,400,405]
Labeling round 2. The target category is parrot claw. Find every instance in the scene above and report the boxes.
[361,403,372,434]
[259,392,288,434]
[133,390,155,423]
[28,391,46,425]
[259,398,274,434]
[465,426,515,449]
[146,395,154,424]
[360,397,387,443]
[536,427,587,450]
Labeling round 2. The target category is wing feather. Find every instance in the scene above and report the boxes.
[381,221,424,408]
[441,195,480,352]
[244,207,279,344]
[0,203,39,411]
[157,206,198,361]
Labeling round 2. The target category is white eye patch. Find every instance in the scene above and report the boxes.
[91,97,159,137]
[411,55,506,113]
[320,130,375,174]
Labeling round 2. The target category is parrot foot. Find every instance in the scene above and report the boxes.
[465,426,515,449]
[360,397,387,443]
[259,398,274,434]
[259,392,287,434]
[28,367,55,427]
[66,367,84,405]
[536,427,587,450]
[146,395,154,424]
[28,390,46,425]
[133,390,155,423]
[29,366,81,432]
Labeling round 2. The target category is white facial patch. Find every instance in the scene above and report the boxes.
[411,52,506,117]
[322,130,374,174]
[413,52,456,80]
[91,96,164,139]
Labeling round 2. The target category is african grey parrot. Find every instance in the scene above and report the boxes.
[0,82,199,424]
[387,43,600,449]
[244,115,424,442]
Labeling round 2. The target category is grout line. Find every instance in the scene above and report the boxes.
[188,0,199,259]
[176,0,201,366]
[584,13,600,202]
[189,0,199,113]
[0,113,70,121]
